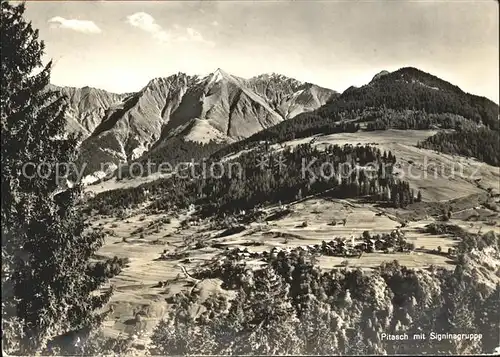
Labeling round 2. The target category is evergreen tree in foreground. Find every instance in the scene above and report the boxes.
[1,1,123,354]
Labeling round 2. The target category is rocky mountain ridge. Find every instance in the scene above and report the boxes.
[66,69,338,180]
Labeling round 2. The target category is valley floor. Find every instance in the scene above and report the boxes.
[93,198,499,350]
[87,129,500,352]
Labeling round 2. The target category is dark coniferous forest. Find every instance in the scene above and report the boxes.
[417,127,500,166]
[120,137,225,178]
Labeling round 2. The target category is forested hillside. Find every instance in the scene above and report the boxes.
[417,127,500,166]
[318,67,498,130]
[87,143,418,216]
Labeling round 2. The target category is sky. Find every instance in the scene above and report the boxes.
[22,0,499,103]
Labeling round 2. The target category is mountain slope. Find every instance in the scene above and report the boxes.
[77,73,196,177]
[156,68,284,142]
[247,73,338,119]
[49,84,126,139]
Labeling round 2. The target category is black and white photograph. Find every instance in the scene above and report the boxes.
[1,0,499,355]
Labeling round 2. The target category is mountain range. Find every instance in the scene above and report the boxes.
[55,69,338,180]
[53,67,498,182]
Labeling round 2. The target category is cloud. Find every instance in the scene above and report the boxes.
[126,12,214,47]
[211,20,219,26]
[125,12,170,41]
[48,16,102,34]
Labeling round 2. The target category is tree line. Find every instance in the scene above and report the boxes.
[78,63,499,183]
[208,66,498,164]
